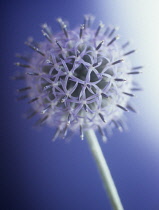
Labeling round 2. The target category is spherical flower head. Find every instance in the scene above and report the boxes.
[15,15,142,141]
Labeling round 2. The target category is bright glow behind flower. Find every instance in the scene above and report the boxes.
[15,15,142,141]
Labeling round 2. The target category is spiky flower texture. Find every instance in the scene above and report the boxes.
[15,15,142,141]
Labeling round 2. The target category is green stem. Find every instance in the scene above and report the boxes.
[85,129,124,210]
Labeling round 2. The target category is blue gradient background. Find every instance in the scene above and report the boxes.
[1,0,159,209]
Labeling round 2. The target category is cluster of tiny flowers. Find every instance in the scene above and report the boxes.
[14,15,142,141]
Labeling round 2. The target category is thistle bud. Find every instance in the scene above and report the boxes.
[15,15,142,141]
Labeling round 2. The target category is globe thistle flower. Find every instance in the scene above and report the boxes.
[14,15,142,141]
[14,14,143,210]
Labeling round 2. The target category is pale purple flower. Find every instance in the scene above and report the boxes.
[14,15,142,141]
